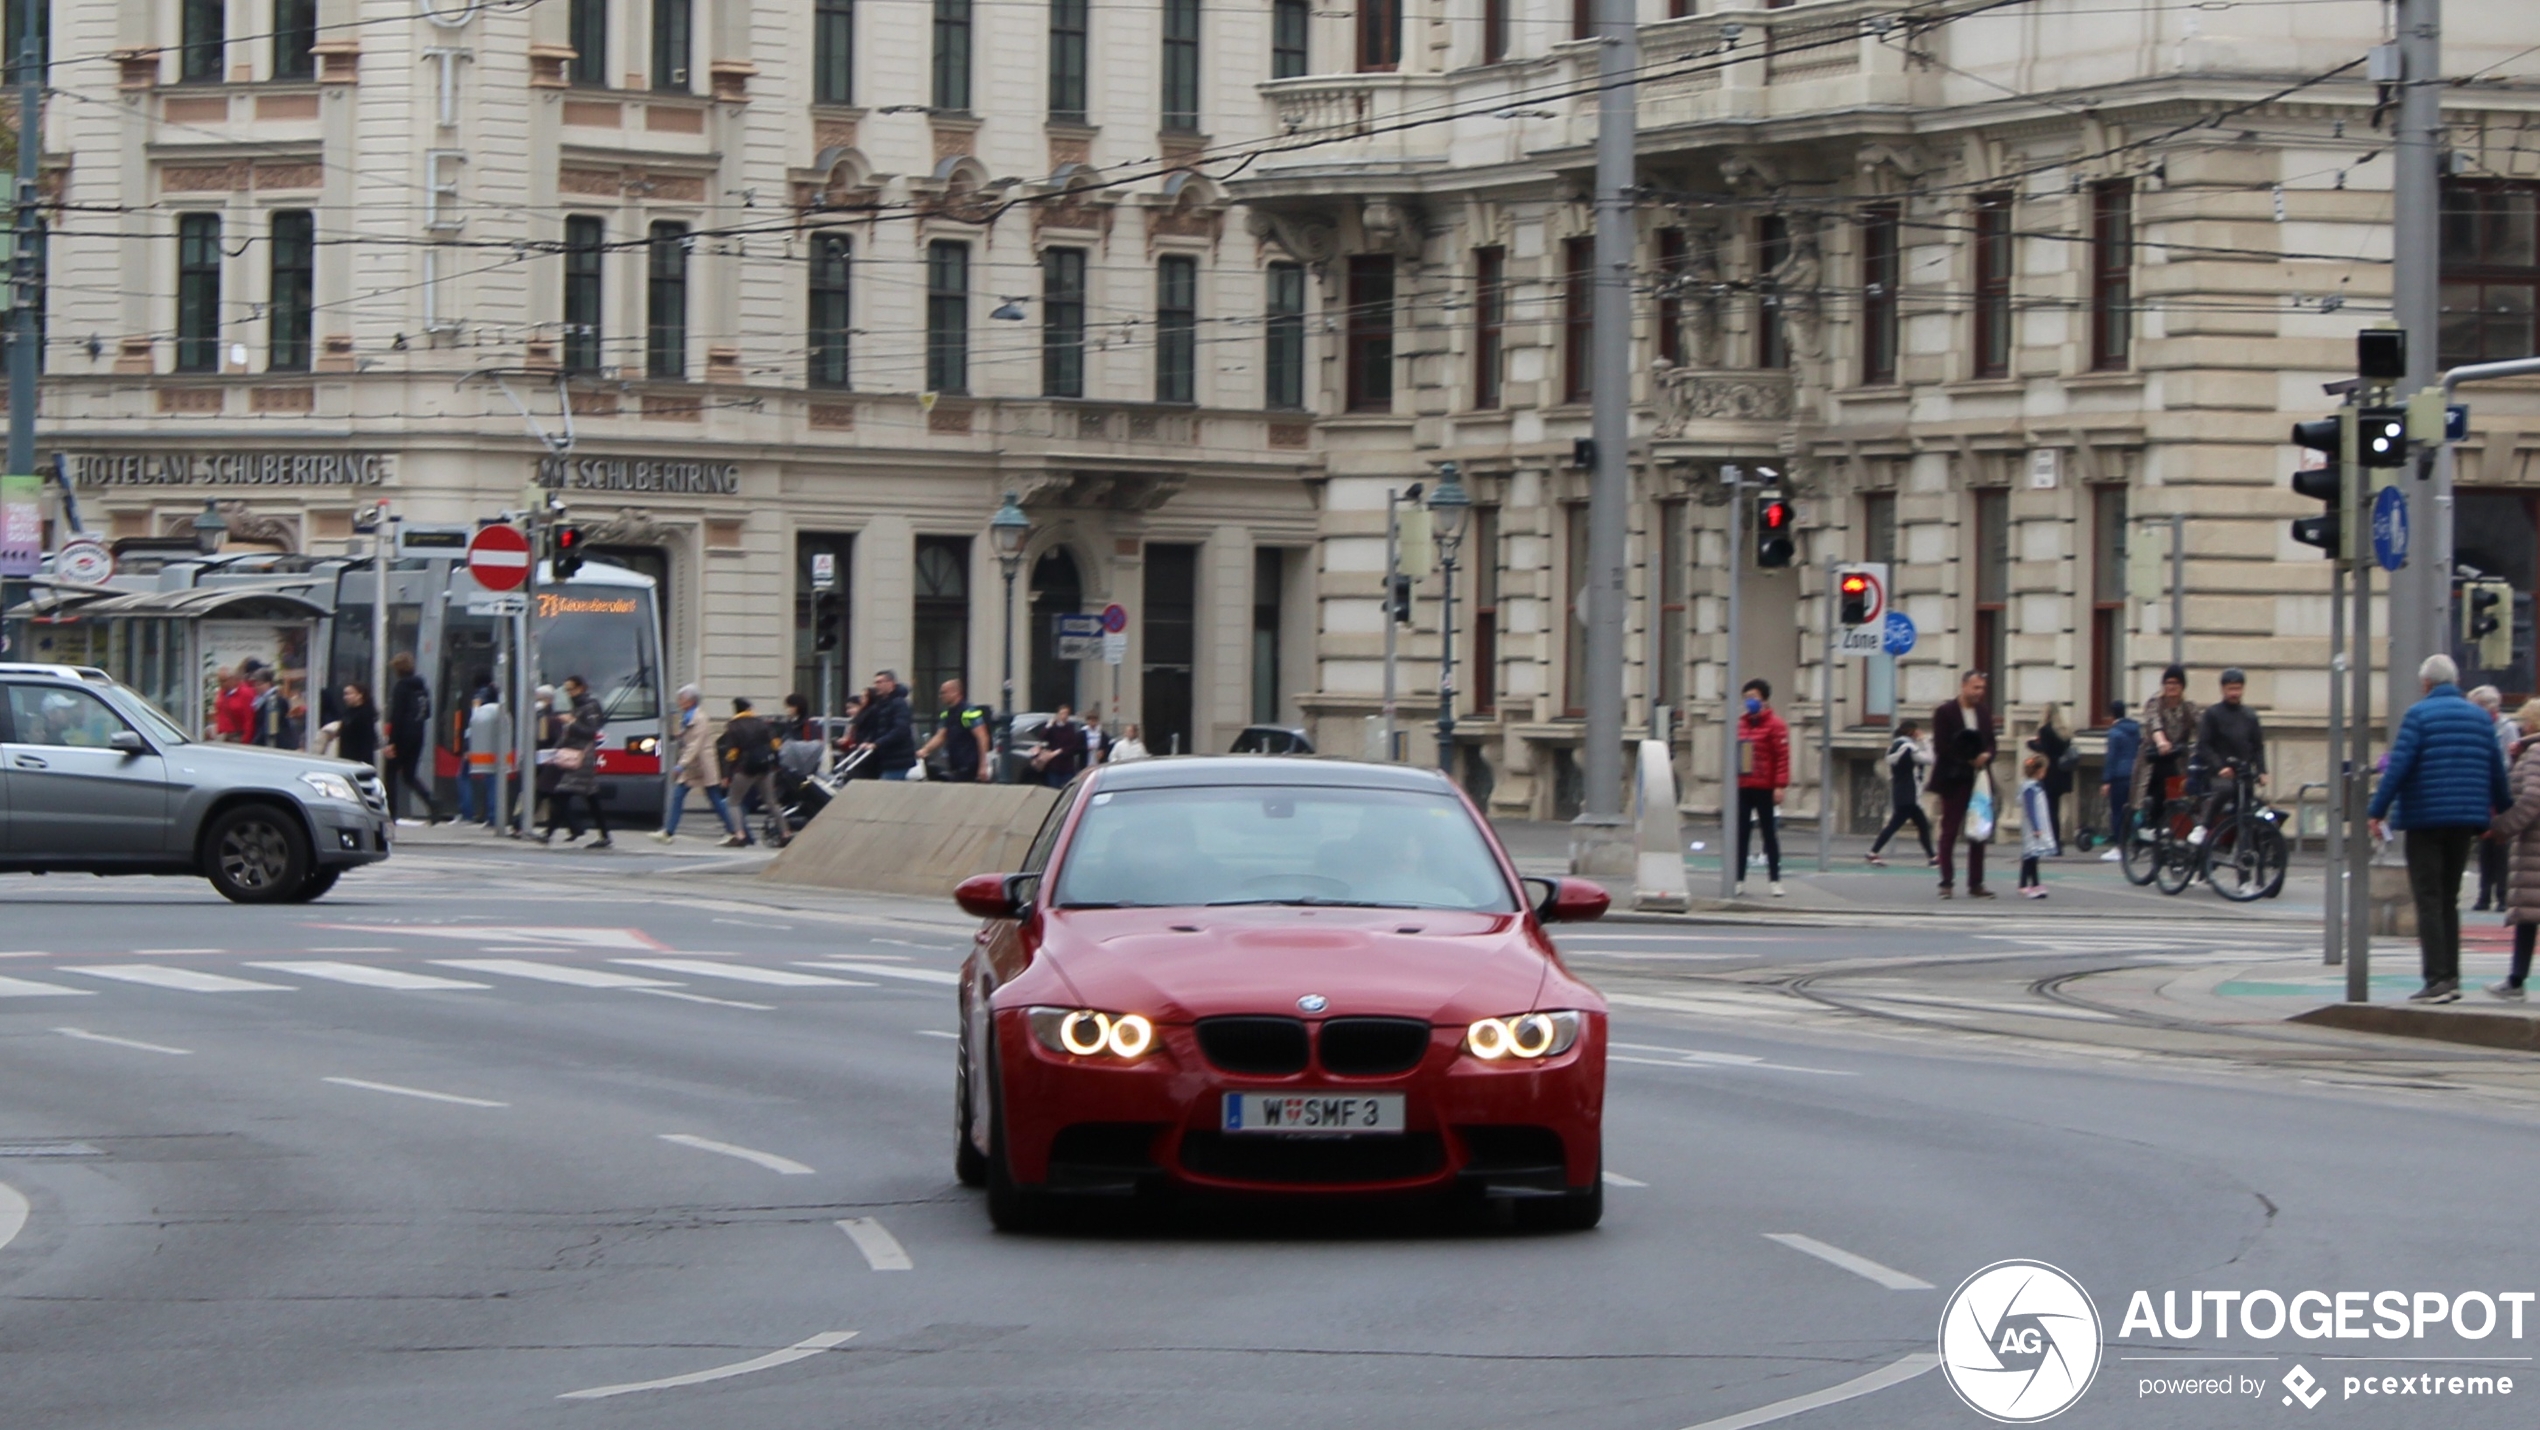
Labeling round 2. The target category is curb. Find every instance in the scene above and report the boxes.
[2289,1001,2540,1053]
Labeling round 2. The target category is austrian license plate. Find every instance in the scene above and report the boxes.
[1221,1092,1405,1134]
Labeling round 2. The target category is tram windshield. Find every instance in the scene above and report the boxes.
[536,585,661,722]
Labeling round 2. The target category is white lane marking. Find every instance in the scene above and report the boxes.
[1762,1233,1933,1290]
[0,1180,26,1256]
[320,924,669,949]
[428,958,678,988]
[556,1330,857,1401]
[914,1029,958,1039]
[713,917,796,930]
[1559,934,1794,943]
[630,988,777,1011]
[0,974,93,998]
[1677,1352,1940,1430]
[245,961,494,992]
[61,965,294,993]
[659,1133,815,1176]
[1610,1049,1853,1077]
[1601,1171,1648,1188]
[300,946,401,954]
[871,938,956,952]
[614,958,875,988]
[130,948,227,955]
[837,1217,913,1270]
[0,951,53,958]
[322,1076,509,1109]
[795,961,960,986]
[54,1027,191,1055]
[1605,990,1810,1021]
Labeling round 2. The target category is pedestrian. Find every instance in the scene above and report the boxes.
[465,673,505,829]
[335,683,379,766]
[383,652,439,824]
[653,684,743,844]
[782,692,816,742]
[539,675,612,848]
[849,670,917,780]
[2099,698,2141,861]
[1033,702,1089,788]
[1865,719,1934,866]
[2368,654,2512,1004]
[1930,669,1999,900]
[2025,704,2073,851]
[719,696,783,847]
[1110,723,1150,762]
[1082,707,1109,766]
[2486,700,2540,999]
[213,665,255,742]
[2473,685,2510,910]
[2129,665,2198,843]
[528,684,561,831]
[2189,668,2267,847]
[451,669,493,825]
[1733,678,1789,897]
[916,678,993,783]
[2018,753,2058,898]
[249,667,289,747]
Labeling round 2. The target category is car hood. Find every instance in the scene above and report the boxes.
[1030,906,1557,1024]
[163,741,375,783]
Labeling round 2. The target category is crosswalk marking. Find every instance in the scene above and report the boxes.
[244,961,493,992]
[0,973,93,998]
[612,958,877,988]
[795,961,961,986]
[61,965,295,993]
[429,959,678,988]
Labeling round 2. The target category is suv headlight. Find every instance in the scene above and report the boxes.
[1026,1007,1156,1060]
[1464,1010,1583,1061]
[299,772,360,804]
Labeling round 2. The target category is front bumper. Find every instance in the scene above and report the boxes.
[996,1014,1604,1198]
[308,803,393,866]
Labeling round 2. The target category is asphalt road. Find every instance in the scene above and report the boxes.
[3,844,2537,1429]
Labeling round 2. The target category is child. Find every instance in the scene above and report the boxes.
[2019,752,2059,898]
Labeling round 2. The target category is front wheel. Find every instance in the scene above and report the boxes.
[953,1022,987,1188]
[2117,809,2159,886]
[981,1044,1045,1232]
[202,805,312,904]
[2153,829,2198,896]
[285,865,345,904]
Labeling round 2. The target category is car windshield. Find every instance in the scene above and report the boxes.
[96,680,191,745]
[1051,784,1517,912]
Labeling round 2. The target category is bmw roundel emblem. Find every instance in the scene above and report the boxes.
[1296,994,1328,1013]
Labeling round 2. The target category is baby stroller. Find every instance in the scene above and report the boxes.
[766,739,859,842]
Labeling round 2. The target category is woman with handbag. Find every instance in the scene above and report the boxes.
[539,675,610,847]
[2026,704,2074,851]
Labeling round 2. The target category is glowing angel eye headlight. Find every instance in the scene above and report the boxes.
[1463,1010,1582,1061]
[1028,1007,1157,1060]
[1061,1010,1111,1055]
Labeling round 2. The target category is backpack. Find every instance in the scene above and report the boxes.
[742,733,779,775]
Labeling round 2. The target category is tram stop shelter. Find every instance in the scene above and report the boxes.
[5,582,336,745]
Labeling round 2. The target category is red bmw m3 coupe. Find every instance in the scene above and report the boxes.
[953,757,1610,1230]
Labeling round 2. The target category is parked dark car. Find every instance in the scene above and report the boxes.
[1229,725,1315,756]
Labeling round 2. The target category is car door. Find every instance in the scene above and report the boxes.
[0,683,173,859]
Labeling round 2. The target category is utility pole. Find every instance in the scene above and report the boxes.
[1720,467,1744,900]
[1571,0,1637,876]
[2385,0,2442,724]
[2343,403,2373,999]
[8,4,38,480]
[2325,553,2345,966]
[1382,487,1402,761]
[1816,562,1834,873]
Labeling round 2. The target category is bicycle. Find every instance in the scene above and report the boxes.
[2197,760,2288,902]
[2118,774,2198,892]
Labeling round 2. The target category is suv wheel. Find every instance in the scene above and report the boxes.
[203,805,311,904]
[286,866,345,903]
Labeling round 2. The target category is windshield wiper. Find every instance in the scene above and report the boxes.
[1203,897,1401,908]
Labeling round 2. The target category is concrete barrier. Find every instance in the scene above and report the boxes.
[758,781,1060,898]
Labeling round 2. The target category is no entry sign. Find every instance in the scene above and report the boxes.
[467,523,532,592]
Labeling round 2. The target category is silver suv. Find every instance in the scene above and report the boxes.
[0,664,391,903]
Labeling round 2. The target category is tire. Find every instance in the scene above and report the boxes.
[1516,1161,1605,1232]
[286,865,345,904]
[982,1041,1045,1232]
[2154,833,2198,896]
[2251,826,2290,900]
[2117,809,2159,886]
[202,804,312,905]
[954,1021,988,1188]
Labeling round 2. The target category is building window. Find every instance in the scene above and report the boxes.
[815,0,854,105]
[646,221,688,379]
[1483,0,1508,62]
[1265,261,1305,410]
[1655,228,1686,367]
[176,213,222,373]
[1143,544,1198,756]
[1563,504,1588,716]
[1156,255,1198,404]
[1972,191,2013,378]
[273,0,315,79]
[1472,245,1506,410]
[912,536,971,715]
[1657,500,1686,715]
[1358,0,1399,71]
[795,534,855,712]
[1049,0,1087,121]
[652,0,691,91]
[1162,0,1200,130]
[268,210,313,372]
[1860,204,1898,385]
[563,215,604,373]
[1252,548,1286,725]
[933,0,972,110]
[1972,486,2009,713]
[2439,181,2540,367]
[1272,0,1308,76]
[1861,490,1896,721]
[569,0,606,85]
[1571,0,1592,41]
[926,240,970,394]
[1042,246,1085,398]
[1345,255,1394,412]
[2090,180,2132,371]
[1472,506,1500,715]
[1667,0,1693,15]
[1562,235,1593,403]
[1757,215,1789,369]
[181,0,223,83]
[2089,484,2127,724]
[808,232,852,389]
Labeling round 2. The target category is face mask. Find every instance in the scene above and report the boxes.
[1744,697,1762,716]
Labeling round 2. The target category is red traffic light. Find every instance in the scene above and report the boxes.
[1759,500,1791,532]
[1839,573,1870,596]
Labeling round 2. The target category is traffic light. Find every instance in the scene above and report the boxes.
[1755,493,1794,569]
[551,522,586,580]
[2463,579,2512,671]
[1838,570,1872,625]
[1384,573,1413,624]
[2289,416,2345,559]
[813,591,842,651]
[2357,406,2408,467]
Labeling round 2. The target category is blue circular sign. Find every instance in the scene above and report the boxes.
[2372,485,2409,572]
[1881,610,1918,657]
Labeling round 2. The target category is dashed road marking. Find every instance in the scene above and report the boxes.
[54,1027,190,1055]
[245,961,493,992]
[796,961,961,986]
[1676,1351,1940,1430]
[429,958,677,988]
[837,1217,913,1270]
[1762,1233,1933,1290]
[629,988,776,1011]
[61,965,293,994]
[0,974,91,998]
[659,1133,815,1176]
[556,1330,857,1401]
[1601,1171,1648,1188]
[614,958,875,988]
[0,1180,26,1256]
[322,1076,508,1108]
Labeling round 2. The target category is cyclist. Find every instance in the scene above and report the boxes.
[2128,664,2200,842]
[2188,668,2264,846]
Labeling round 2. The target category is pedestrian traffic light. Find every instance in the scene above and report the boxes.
[1385,573,1412,624]
[1838,570,1872,625]
[2357,406,2408,467]
[551,523,586,580]
[2463,579,2512,671]
[2289,464,2343,558]
[1755,494,1794,569]
[813,591,842,651]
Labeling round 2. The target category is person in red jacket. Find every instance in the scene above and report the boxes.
[213,662,260,743]
[1735,677,1791,896]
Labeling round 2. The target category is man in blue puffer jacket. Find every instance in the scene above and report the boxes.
[2370,654,2513,1003]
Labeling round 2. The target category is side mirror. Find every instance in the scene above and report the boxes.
[1525,876,1610,924]
[108,730,147,755]
[954,872,1033,920]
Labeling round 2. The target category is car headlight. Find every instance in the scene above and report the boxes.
[1464,1010,1582,1061]
[1027,1006,1156,1060]
[299,772,360,804]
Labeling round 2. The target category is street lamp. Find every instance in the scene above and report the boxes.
[989,491,1033,782]
[190,499,229,556]
[1427,464,1472,776]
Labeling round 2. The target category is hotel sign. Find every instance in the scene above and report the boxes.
[536,455,740,496]
[61,451,392,486]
